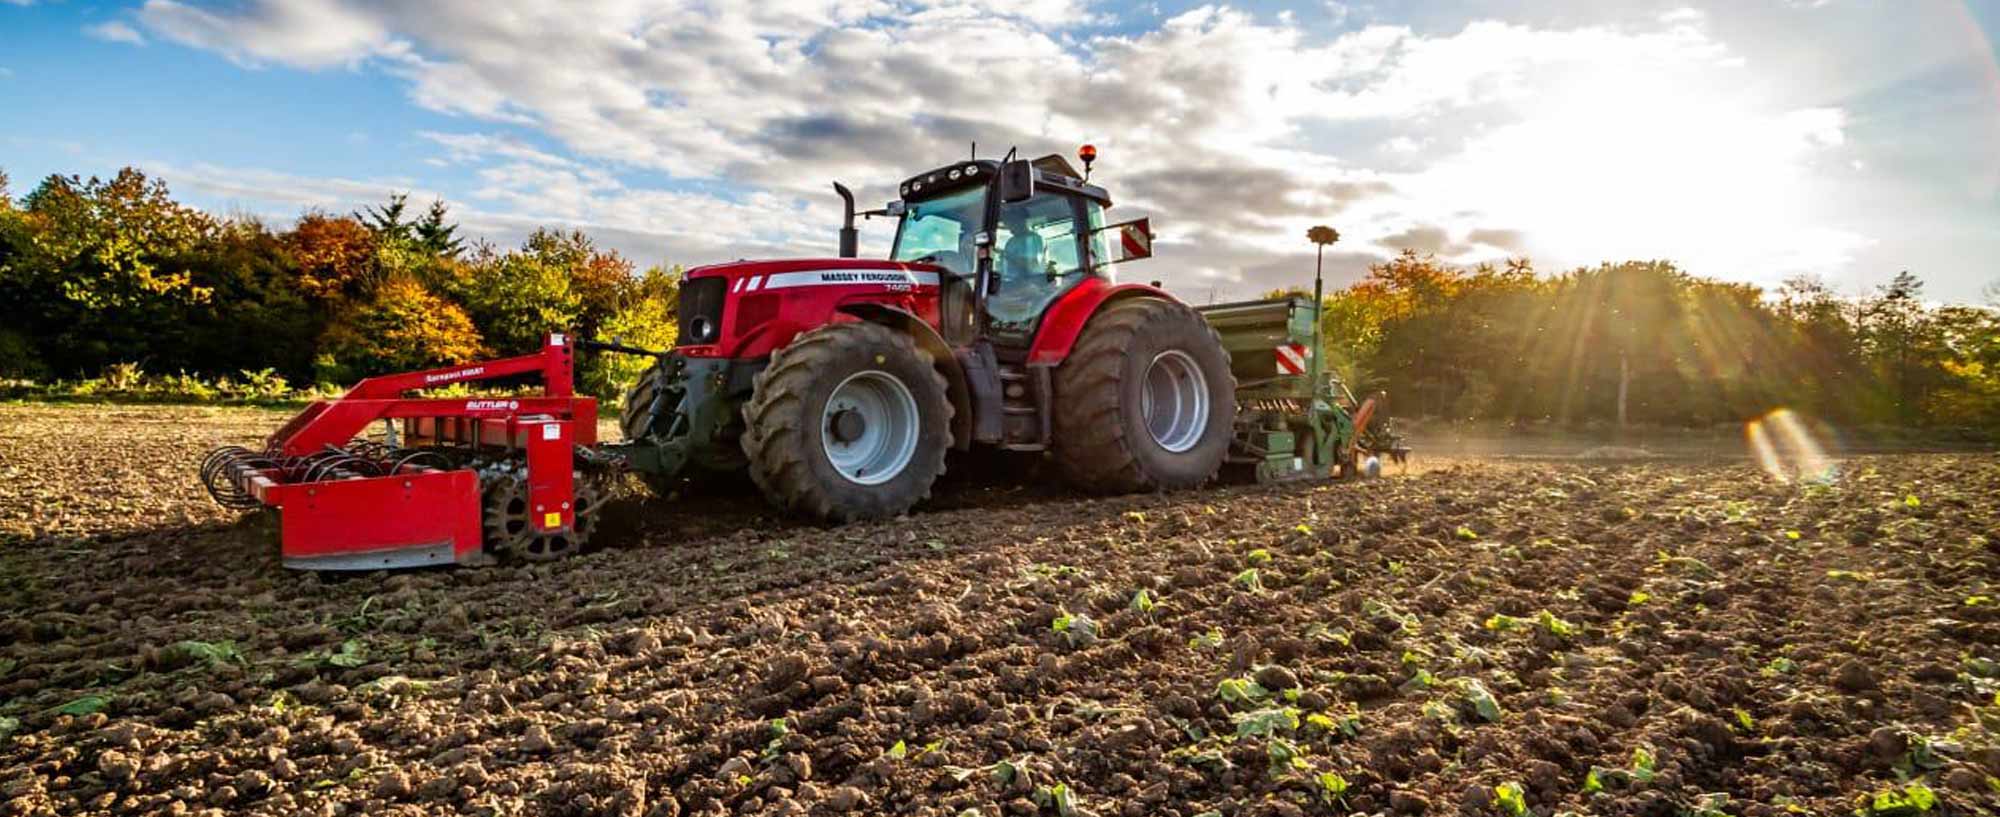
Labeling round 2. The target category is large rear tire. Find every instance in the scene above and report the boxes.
[1052,297,1235,493]
[741,322,952,522]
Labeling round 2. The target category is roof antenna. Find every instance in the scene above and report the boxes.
[970,141,977,160]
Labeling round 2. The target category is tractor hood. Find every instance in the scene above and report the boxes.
[675,258,948,359]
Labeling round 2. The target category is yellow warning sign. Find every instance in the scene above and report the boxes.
[543,511,561,529]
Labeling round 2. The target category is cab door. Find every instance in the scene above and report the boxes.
[982,192,1090,347]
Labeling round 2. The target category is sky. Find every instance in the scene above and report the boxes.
[3,0,1998,304]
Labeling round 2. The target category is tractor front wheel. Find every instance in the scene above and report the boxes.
[1052,297,1235,493]
[741,321,952,522]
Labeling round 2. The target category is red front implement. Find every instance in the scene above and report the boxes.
[201,335,597,570]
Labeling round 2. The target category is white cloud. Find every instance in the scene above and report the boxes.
[126,1,1868,298]
[84,21,147,45]
[137,0,393,69]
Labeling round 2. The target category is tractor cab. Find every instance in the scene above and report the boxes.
[878,153,1144,347]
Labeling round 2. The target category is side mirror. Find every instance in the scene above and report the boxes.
[884,201,906,216]
[1092,217,1154,265]
[997,159,1035,203]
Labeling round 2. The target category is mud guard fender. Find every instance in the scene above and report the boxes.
[835,302,974,450]
[1025,279,1176,366]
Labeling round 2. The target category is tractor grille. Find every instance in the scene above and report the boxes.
[678,276,728,345]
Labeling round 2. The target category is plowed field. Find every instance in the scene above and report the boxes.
[2,403,1997,817]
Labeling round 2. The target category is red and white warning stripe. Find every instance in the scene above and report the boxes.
[730,269,941,292]
[1275,343,1310,375]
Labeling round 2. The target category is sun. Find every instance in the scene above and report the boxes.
[1409,48,1865,282]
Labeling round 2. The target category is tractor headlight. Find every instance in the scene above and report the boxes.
[687,316,718,344]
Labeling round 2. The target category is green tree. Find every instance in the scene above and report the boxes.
[414,199,464,259]
[1860,271,1947,424]
[357,192,414,242]
[17,168,216,310]
[585,265,681,400]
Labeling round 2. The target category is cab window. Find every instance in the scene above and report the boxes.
[890,186,983,278]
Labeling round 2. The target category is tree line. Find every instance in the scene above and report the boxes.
[2,165,1995,429]
[0,167,678,400]
[1298,252,2000,431]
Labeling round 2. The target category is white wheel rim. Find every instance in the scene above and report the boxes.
[821,370,921,486]
[1141,349,1209,453]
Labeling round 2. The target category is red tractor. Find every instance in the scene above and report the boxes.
[204,147,1384,569]
[611,147,1236,521]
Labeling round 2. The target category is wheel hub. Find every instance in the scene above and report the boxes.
[1141,349,1210,453]
[828,408,867,443]
[820,370,920,486]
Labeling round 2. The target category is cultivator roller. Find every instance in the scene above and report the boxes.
[199,334,609,570]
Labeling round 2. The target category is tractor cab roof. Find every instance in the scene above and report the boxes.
[898,154,1111,207]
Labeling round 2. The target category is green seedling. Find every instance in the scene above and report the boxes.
[54,695,109,717]
[354,675,429,699]
[1032,781,1081,817]
[1628,590,1651,605]
[1315,771,1350,806]
[1231,707,1300,740]
[1458,678,1504,722]
[1306,624,1352,648]
[1188,628,1225,650]
[0,717,19,742]
[1305,705,1364,738]
[1232,569,1265,593]
[761,719,788,761]
[1456,526,1480,541]
[1364,599,1421,634]
[1855,781,1936,816]
[1731,708,1755,732]
[1266,736,1308,776]
[888,740,908,759]
[1167,744,1231,771]
[1493,781,1528,816]
[1131,588,1156,615]
[1294,523,1313,536]
[1537,610,1577,637]
[1891,735,1945,778]
[1051,611,1100,648]
[1484,614,1525,632]
[1654,550,1718,578]
[1400,668,1439,693]
[1683,792,1734,817]
[1217,677,1271,708]
[167,640,245,668]
[1967,656,2000,679]
[1631,746,1658,783]
[1583,768,1604,794]
[1246,548,1272,566]
[1761,657,1797,676]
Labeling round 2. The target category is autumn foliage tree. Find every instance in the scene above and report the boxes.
[0,166,675,400]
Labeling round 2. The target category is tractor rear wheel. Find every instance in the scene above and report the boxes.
[1052,297,1234,493]
[741,321,952,522]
